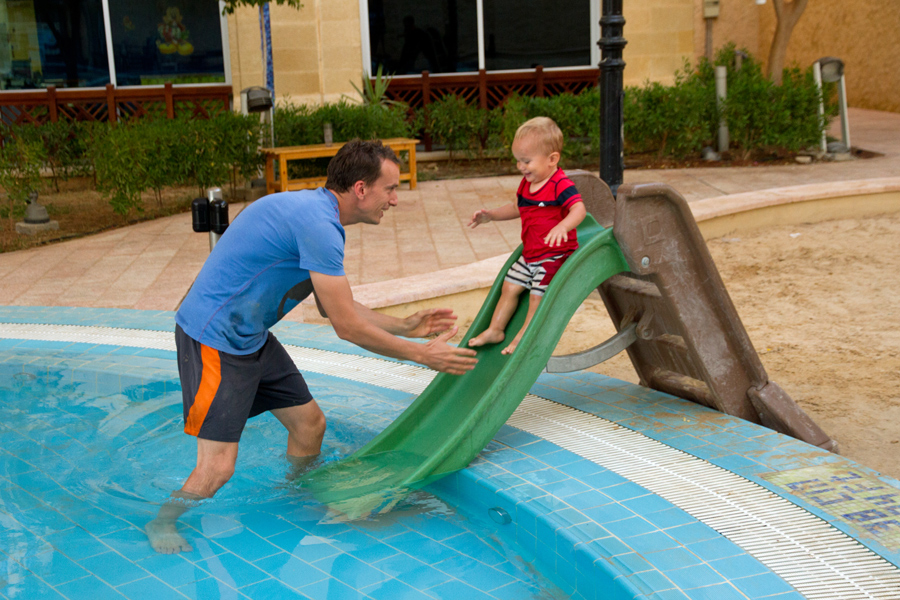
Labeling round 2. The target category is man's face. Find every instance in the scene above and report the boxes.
[356,159,400,225]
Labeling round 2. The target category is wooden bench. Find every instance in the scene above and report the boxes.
[261,138,419,195]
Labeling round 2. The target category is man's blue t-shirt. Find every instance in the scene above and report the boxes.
[176,188,345,355]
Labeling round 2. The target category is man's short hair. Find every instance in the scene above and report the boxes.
[514,117,564,156]
[326,139,401,193]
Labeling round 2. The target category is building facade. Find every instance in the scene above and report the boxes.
[1,0,896,113]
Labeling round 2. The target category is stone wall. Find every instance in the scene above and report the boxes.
[758,0,900,114]
[227,0,363,109]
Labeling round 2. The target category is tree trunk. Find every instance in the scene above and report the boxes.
[767,0,809,85]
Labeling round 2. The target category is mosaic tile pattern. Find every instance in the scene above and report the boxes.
[1,307,899,599]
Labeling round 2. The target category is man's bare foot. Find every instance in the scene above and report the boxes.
[468,329,505,348]
[146,518,193,554]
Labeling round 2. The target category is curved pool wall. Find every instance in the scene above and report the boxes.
[1,308,900,600]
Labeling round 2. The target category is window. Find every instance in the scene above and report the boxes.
[483,0,590,71]
[0,0,110,89]
[361,0,595,76]
[0,0,229,89]
[367,0,478,75]
[108,1,226,86]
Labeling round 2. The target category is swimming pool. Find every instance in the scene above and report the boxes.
[0,347,578,600]
[3,309,900,600]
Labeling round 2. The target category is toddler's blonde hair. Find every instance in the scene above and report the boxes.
[514,117,564,156]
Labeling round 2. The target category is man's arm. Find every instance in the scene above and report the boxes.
[310,271,478,375]
[314,293,458,338]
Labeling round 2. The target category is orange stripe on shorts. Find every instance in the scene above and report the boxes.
[184,344,222,436]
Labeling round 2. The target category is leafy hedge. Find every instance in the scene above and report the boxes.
[0,48,832,220]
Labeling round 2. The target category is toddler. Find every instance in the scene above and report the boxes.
[468,117,586,354]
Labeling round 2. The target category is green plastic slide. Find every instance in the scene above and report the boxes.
[301,214,629,516]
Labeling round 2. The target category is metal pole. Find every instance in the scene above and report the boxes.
[838,74,851,150]
[598,0,626,196]
[715,66,729,153]
[812,62,828,154]
[208,188,223,251]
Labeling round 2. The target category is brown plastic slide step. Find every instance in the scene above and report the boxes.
[559,173,837,452]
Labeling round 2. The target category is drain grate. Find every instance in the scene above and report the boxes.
[507,397,900,600]
[3,323,900,598]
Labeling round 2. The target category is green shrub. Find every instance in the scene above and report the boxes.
[274,99,412,147]
[90,122,148,216]
[494,90,600,160]
[0,130,47,222]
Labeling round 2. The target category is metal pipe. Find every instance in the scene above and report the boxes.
[598,0,627,196]
[838,74,851,150]
[715,66,729,153]
[812,61,828,154]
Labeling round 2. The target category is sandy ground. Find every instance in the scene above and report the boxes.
[558,213,900,480]
[459,212,900,480]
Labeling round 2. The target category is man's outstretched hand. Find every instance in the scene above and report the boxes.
[419,327,478,375]
[404,308,459,338]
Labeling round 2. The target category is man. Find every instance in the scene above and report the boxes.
[146,139,478,554]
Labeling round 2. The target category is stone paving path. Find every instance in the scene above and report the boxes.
[0,108,898,312]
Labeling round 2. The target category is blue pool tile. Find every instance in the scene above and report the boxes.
[17,548,89,586]
[663,523,719,545]
[230,510,296,538]
[428,579,496,600]
[98,527,163,563]
[401,515,468,543]
[642,507,697,530]
[603,517,658,539]
[707,553,770,579]
[665,564,726,589]
[211,528,282,563]
[196,552,270,589]
[602,482,650,502]
[583,503,633,525]
[646,590,690,600]
[589,536,631,558]
[54,574,121,599]
[644,548,701,571]
[298,576,368,600]
[383,556,453,591]
[116,575,185,600]
[385,531,451,564]
[311,552,391,589]
[686,537,745,562]
[626,569,676,596]
[241,578,310,600]
[606,552,653,576]
[177,576,247,600]
[267,530,340,562]
[80,550,150,587]
[0,573,67,600]
[44,527,110,560]
[441,532,504,566]
[683,582,746,600]
[254,553,328,589]
[730,572,795,597]
[433,553,516,592]
[136,553,210,588]
[363,577,440,600]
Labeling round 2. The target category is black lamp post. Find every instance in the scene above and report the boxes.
[598,0,627,196]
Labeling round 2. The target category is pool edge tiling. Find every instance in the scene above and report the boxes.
[1,307,900,600]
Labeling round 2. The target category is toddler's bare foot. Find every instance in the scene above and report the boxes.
[468,329,505,348]
[146,518,193,554]
[501,336,523,355]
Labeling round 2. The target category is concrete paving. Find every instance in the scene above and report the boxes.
[0,107,898,313]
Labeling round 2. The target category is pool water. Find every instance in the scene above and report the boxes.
[0,351,569,599]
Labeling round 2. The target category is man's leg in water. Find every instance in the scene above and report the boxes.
[145,439,238,554]
[272,400,326,478]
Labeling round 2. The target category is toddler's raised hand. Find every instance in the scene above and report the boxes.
[468,209,492,228]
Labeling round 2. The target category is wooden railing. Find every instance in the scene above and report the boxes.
[0,83,233,128]
[380,66,600,110]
